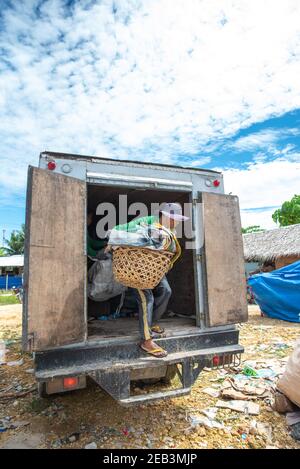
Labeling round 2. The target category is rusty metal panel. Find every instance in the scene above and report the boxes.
[23,166,86,351]
[202,192,248,326]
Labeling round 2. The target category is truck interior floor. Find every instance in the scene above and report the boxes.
[88,316,197,341]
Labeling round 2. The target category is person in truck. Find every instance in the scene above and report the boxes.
[106,203,189,358]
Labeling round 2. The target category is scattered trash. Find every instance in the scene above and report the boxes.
[84,441,97,449]
[52,439,62,448]
[189,414,224,430]
[255,369,277,380]
[273,343,289,350]
[0,386,36,401]
[0,420,30,430]
[220,377,270,401]
[290,422,300,441]
[286,411,300,426]
[9,420,30,430]
[57,432,81,445]
[221,388,257,401]
[201,387,220,398]
[6,359,24,367]
[249,420,258,435]
[257,422,273,442]
[122,428,130,436]
[242,366,258,377]
[25,368,34,374]
[0,340,6,364]
[215,400,260,415]
[200,408,218,420]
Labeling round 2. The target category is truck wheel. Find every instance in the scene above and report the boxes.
[161,365,177,384]
[37,382,48,398]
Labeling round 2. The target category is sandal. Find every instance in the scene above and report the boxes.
[151,325,165,334]
[140,344,168,358]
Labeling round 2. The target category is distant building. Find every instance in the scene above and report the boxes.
[0,255,24,276]
[243,224,300,270]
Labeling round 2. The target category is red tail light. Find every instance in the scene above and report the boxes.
[213,179,220,187]
[213,355,220,366]
[63,377,79,389]
[47,161,56,170]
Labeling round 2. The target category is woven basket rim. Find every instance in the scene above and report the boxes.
[113,246,174,258]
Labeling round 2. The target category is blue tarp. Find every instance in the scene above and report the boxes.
[248,260,300,323]
[0,275,23,290]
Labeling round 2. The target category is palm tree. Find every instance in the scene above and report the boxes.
[1,224,25,255]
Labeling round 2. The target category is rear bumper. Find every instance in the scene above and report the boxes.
[35,328,242,379]
[34,329,243,404]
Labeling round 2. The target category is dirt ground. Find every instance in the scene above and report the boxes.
[0,303,300,449]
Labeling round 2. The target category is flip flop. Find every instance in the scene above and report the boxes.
[151,325,165,334]
[140,344,168,358]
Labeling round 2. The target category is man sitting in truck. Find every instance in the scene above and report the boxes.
[87,211,107,260]
[106,203,188,358]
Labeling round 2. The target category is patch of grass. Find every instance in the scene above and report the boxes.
[0,294,19,305]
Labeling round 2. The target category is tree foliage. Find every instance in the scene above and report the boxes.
[242,225,265,234]
[1,224,25,255]
[272,195,300,227]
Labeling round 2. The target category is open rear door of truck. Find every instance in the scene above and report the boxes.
[23,166,86,351]
[201,192,248,326]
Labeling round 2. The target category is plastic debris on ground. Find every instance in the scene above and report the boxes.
[85,442,97,449]
[249,419,273,441]
[0,340,6,364]
[286,411,300,426]
[189,414,224,430]
[290,422,300,441]
[6,358,24,367]
[201,387,221,398]
[215,400,260,415]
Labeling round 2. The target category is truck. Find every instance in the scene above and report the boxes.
[22,151,248,405]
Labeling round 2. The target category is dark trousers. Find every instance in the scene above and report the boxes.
[132,276,172,341]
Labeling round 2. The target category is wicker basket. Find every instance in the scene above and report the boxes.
[112,247,174,290]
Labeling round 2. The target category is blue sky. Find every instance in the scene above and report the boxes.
[1,0,300,241]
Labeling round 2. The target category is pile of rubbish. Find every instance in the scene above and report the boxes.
[186,351,300,444]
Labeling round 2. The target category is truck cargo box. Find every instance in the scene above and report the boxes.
[22,151,247,404]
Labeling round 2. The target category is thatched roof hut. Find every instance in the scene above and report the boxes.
[243,224,300,269]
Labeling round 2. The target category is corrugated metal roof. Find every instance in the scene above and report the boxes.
[0,255,24,267]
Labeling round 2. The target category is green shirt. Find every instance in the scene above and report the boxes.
[87,232,106,257]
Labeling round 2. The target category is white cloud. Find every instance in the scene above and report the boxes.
[229,129,299,152]
[0,0,300,207]
[240,208,278,230]
[223,154,300,228]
